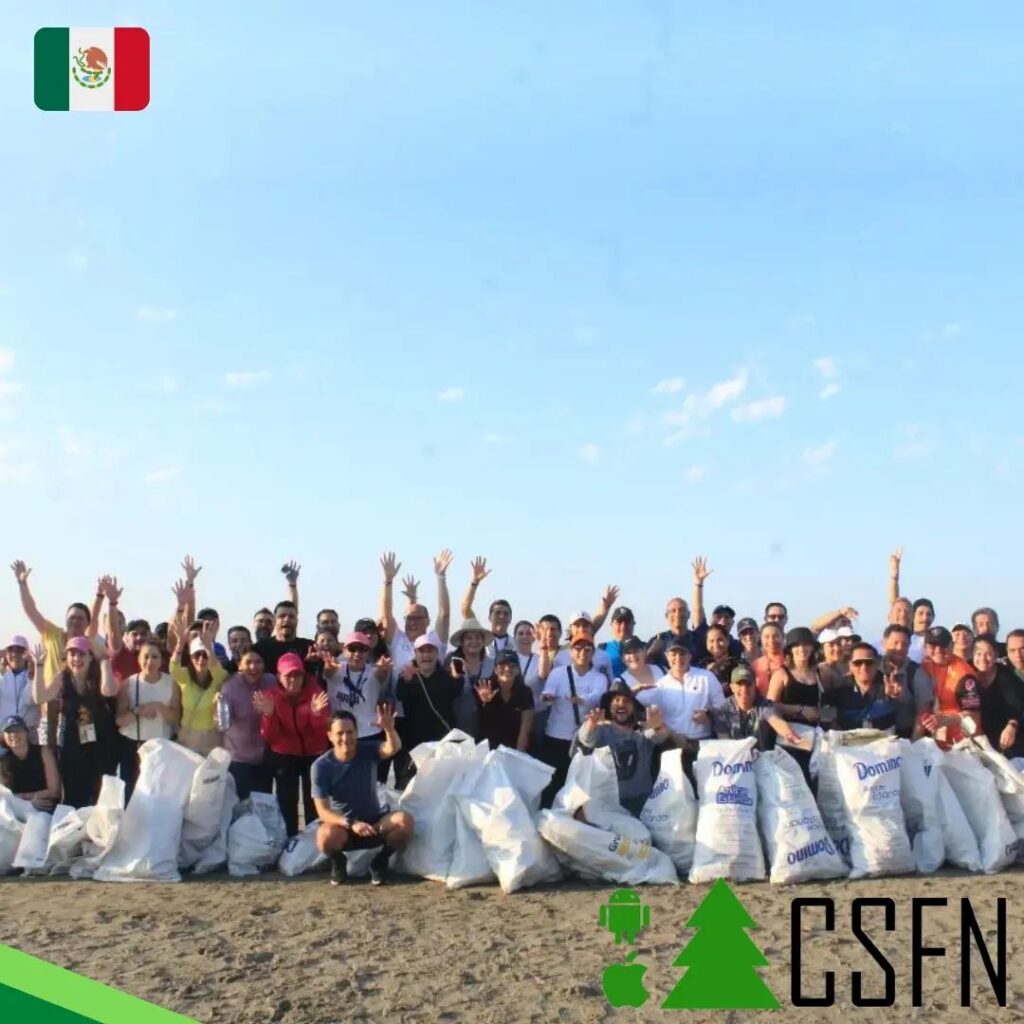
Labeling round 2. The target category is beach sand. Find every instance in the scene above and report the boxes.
[1,869,1020,1024]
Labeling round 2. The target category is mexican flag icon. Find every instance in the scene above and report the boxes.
[35,27,150,111]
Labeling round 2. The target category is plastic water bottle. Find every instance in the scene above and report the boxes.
[215,696,230,732]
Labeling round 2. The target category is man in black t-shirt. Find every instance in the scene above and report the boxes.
[252,600,313,674]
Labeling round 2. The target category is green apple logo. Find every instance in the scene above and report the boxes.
[601,951,649,1008]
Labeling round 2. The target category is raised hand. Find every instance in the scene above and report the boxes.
[32,643,45,666]
[373,656,393,680]
[601,584,620,610]
[475,680,496,704]
[889,548,903,577]
[375,702,397,732]
[692,556,713,585]
[101,575,123,604]
[181,555,202,584]
[469,556,489,585]
[305,643,322,662]
[171,578,190,606]
[283,560,301,584]
[253,691,276,716]
[380,551,401,584]
[322,650,341,676]
[838,606,859,621]
[584,708,604,730]
[434,549,454,577]
[199,620,217,650]
[10,560,31,584]
[311,690,330,715]
[401,574,420,602]
[645,706,664,731]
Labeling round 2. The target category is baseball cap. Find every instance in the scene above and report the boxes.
[712,604,736,619]
[66,636,91,654]
[494,649,519,667]
[925,626,953,649]
[736,617,758,636]
[277,652,306,675]
[621,636,646,655]
[611,607,635,623]
[1,714,27,733]
[188,637,208,656]
[730,665,755,686]
[343,631,373,649]
[818,628,839,643]
[567,610,593,627]
[414,632,441,651]
[835,626,855,639]
[665,637,691,654]
[5,635,28,651]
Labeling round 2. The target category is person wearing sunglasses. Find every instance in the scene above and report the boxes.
[170,618,227,756]
[820,642,908,732]
[324,632,393,746]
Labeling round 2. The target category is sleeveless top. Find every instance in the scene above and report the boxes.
[3,742,46,793]
[119,672,176,743]
[780,668,821,708]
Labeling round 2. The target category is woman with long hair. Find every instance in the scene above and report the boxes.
[447,617,494,738]
[31,636,118,808]
[474,649,535,751]
[753,623,786,697]
[115,638,179,799]
[170,617,227,755]
[767,627,823,782]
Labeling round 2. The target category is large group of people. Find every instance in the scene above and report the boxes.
[2,549,1022,886]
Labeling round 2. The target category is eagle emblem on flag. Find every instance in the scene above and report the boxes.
[72,45,111,89]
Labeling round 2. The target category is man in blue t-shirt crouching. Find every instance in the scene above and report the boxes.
[312,707,414,887]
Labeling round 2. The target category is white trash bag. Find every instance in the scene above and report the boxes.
[756,747,847,884]
[816,729,892,865]
[0,785,33,822]
[44,804,92,875]
[689,738,765,884]
[227,792,289,877]
[396,730,488,882]
[69,776,126,880]
[966,739,1024,863]
[552,747,621,817]
[941,748,1017,874]
[897,740,944,874]
[181,747,232,849]
[95,739,203,883]
[639,749,698,876]
[13,809,52,872]
[188,773,239,875]
[0,797,24,874]
[833,740,915,879]
[913,740,980,871]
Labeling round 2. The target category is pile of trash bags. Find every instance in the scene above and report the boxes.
[4,728,1024,888]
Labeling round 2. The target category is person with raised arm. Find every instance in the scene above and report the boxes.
[11,559,99,688]
[170,615,227,756]
[646,559,709,668]
[255,652,330,837]
[600,606,636,678]
[313,706,414,887]
[32,637,118,808]
[114,638,179,799]
[167,555,201,655]
[323,632,393,744]
[460,557,515,657]
[474,649,535,751]
[380,549,454,671]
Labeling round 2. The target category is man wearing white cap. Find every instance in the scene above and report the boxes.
[550,611,615,684]
[0,636,40,743]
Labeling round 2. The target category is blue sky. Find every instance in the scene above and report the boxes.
[2,3,1023,642]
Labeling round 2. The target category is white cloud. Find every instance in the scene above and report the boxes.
[731,396,787,422]
[922,321,966,343]
[143,467,181,485]
[0,350,13,374]
[651,377,685,395]
[813,356,839,379]
[803,439,837,468]
[684,465,707,483]
[437,386,465,403]
[224,370,269,389]
[819,383,840,401]
[136,306,177,324]
[0,380,22,397]
[579,443,600,465]
[663,369,749,436]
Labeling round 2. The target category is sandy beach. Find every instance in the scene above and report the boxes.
[1,868,1020,1024]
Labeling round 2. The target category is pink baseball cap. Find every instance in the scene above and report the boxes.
[5,635,28,651]
[65,636,91,654]
[414,632,441,651]
[344,632,373,649]
[277,652,305,676]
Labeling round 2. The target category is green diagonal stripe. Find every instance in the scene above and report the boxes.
[0,945,201,1024]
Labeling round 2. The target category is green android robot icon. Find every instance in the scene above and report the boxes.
[598,888,650,945]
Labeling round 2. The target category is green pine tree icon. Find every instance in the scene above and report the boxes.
[662,879,779,1010]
